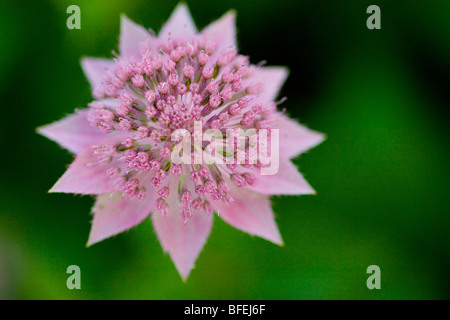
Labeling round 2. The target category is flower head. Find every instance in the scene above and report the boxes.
[38,3,324,280]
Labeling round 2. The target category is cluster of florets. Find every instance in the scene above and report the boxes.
[84,35,279,221]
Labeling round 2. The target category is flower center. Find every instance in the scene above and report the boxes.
[85,36,278,220]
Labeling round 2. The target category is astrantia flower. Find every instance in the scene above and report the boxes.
[38,4,324,279]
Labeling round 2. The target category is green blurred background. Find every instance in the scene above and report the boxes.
[0,0,449,299]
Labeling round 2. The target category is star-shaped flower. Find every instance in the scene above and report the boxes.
[38,3,324,280]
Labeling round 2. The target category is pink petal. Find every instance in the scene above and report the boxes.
[152,209,213,281]
[158,3,197,41]
[37,110,104,154]
[277,113,325,158]
[119,15,153,59]
[152,179,213,280]
[80,57,115,99]
[87,191,156,246]
[247,157,316,195]
[213,184,283,245]
[247,66,289,104]
[200,10,236,64]
[49,136,123,195]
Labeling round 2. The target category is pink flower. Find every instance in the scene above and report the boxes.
[38,4,324,280]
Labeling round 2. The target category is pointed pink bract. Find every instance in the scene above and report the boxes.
[246,66,289,104]
[50,136,123,195]
[213,183,283,245]
[119,15,153,58]
[158,3,197,41]
[81,58,115,99]
[200,10,237,65]
[247,158,316,195]
[278,114,325,158]
[38,110,106,154]
[88,191,156,246]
